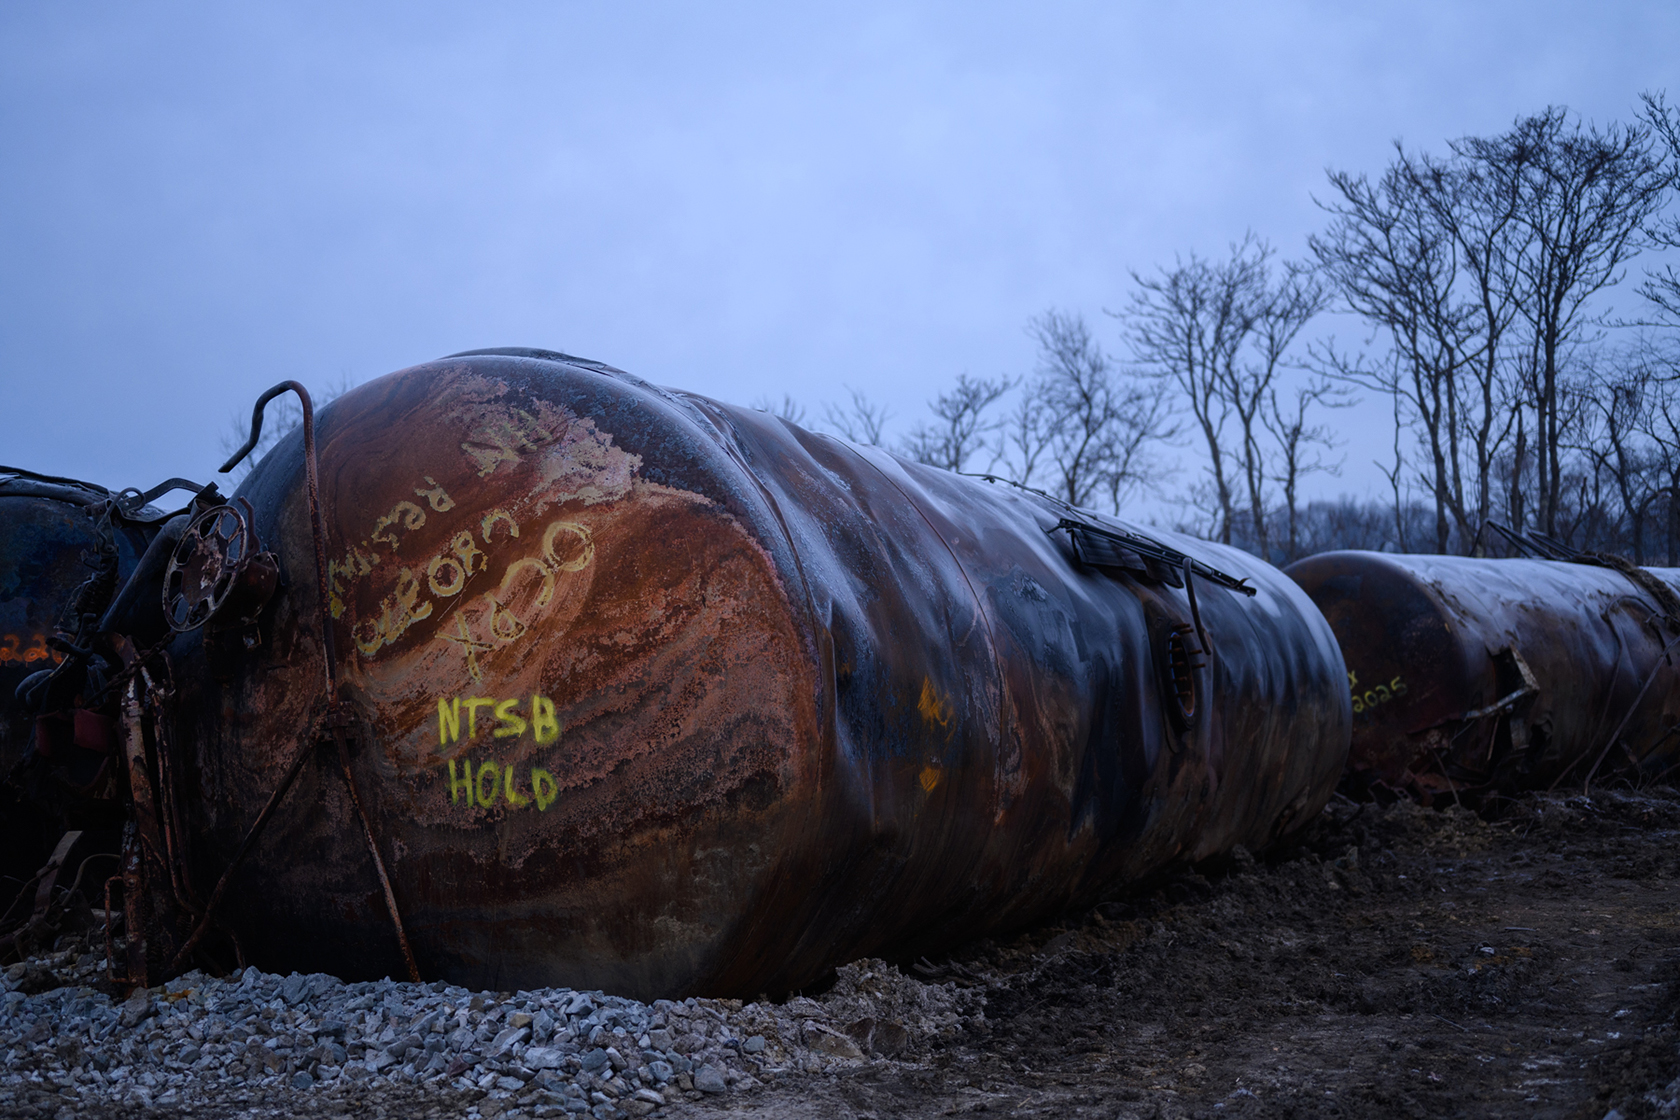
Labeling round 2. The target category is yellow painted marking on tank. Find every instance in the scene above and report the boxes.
[447,757,563,812]
[437,695,565,747]
[415,477,455,512]
[531,768,558,810]
[441,615,495,681]
[1350,673,1408,715]
[481,508,519,543]
[542,521,594,572]
[344,498,594,663]
[460,409,559,478]
[370,500,427,551]
[918,677,953,734]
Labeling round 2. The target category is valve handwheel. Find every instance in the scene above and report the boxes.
[162,501,260,633]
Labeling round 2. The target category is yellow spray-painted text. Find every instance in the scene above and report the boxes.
[447,758,558,811]
[438,695,561,745]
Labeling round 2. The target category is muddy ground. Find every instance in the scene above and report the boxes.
[668,786,1680,1120]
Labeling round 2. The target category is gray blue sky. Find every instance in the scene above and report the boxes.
[2,2,1675,509]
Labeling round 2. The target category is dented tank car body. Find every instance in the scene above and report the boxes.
[1286,551,1680,801]
[0,469,162,913]
[166,350,1350,1000]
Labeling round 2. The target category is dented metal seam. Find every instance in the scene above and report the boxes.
[853,444,1007,770]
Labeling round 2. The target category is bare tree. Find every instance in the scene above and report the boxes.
[1311,153,1511,553]
[1467,107,1674,536]
[752,394,808,426]
[1293,495,1436,555]
[1636,372,1680,565]
[1311,107,1671,551]
[1418,141,1530,538]
[1636,91,1680,323]
[902,373,1012,472]
[1123,235,1329,553]
[823,386,892,446]
[1000,392,1051,493]
[1009,310,1176,512]
[1122,243,1254,542]
[1264,376,1351,561]
[1230,257,1332,557]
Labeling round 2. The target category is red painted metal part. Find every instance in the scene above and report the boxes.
[1285,550,1680,801]
[166,351,1350,999]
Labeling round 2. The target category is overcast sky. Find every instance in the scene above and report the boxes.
[2,1,1675,512]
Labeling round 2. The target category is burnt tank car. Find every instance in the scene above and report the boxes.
[0,469,165,915]
[164,350,1350,999]
[1285,550,1680,801]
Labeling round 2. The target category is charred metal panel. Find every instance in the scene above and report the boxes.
[166,352,1350,999]
[1286,550,1680,800]
[0,470,158,914]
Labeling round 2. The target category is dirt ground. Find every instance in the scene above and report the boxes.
[6,786,1677,1120]
[668,786,1680,1120]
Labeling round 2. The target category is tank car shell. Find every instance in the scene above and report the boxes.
[172,352,1350,999]
[1285,549,1680,798]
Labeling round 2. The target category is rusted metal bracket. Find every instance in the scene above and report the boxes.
[164,382,422,983]
[333,722,421,982]
[1182,557,1213,659]
[220,381,340,695]
[119,673,186,988]
[1050,517,1258,597]
[1570,631,1680,794]
[0,831,82,962]
[165,730,315,975]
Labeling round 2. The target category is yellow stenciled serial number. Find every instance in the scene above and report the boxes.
[1347,670,1407,714]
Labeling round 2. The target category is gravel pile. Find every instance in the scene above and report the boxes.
[0,950,985,1119]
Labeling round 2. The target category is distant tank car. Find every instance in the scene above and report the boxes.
[0,468,172,916]
[142,350,1350,1000]
[1285,550,1680,802]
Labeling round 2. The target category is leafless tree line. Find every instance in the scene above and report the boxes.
[788,94,1680,565]
[809,236,1341,561]
[1310,95,1679,559]
[807,235,1351,563]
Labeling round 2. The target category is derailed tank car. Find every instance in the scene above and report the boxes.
[164,350,1350,1000]
[1285,550,1680,802]
[0,469,165,916]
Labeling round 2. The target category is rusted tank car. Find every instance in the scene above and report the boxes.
[0,469,167,915]
[1285,551,1680,801]
[161,350,1349,999]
